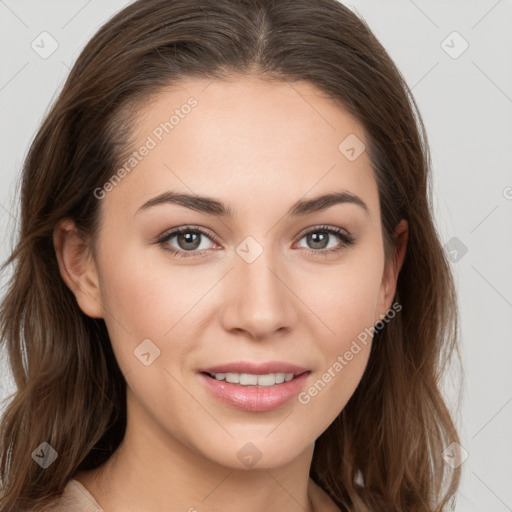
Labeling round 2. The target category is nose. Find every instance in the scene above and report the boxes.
[220,245,298,341]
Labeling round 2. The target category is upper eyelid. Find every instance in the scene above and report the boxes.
[160,225,217,239]
[296,224,350,238]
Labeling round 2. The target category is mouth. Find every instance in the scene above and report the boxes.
[200,371,308,387]
[197,361,310,387]
[196,361,311,412]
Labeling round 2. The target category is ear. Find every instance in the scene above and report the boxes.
[375,219,408,322]
[53,219,104,319]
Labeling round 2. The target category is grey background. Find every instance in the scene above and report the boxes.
[1,1,511,510]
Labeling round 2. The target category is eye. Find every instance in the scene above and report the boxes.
[295,225,355,256]
[157,226,219,258]
[156,224,355,259]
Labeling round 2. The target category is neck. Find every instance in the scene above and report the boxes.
[76,391,319,512]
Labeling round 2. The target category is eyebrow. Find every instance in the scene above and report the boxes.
[135,190,369,217]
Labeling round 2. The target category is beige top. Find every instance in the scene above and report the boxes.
[46,477,342,511]
[47,479,104,511]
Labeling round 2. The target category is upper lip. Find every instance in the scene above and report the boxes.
[198,361,310,376]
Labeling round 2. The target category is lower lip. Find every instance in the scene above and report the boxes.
[198,372,311,412]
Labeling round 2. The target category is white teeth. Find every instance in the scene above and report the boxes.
[239,373,258,385]
[212,372,295,386]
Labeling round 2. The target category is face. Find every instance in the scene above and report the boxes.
[65,76,401,470]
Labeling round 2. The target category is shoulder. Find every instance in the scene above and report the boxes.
[39,479,104,512]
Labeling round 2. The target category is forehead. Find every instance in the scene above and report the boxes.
[105,76,379,219]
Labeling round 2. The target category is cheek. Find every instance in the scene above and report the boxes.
[97,234,206,329]
[94,239,199,373]
[304,251,384,344]
[296,270,380,420]
[295,252,383,412]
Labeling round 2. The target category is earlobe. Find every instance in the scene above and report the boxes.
[375,220,409,321]
[53,219,104,319]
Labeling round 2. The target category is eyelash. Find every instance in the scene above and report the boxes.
[156,224,355,259]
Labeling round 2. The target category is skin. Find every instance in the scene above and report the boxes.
[54,75,407,512]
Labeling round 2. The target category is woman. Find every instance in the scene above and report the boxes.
[0,0,461,510]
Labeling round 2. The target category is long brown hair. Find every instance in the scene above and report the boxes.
[0,0,461,510]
